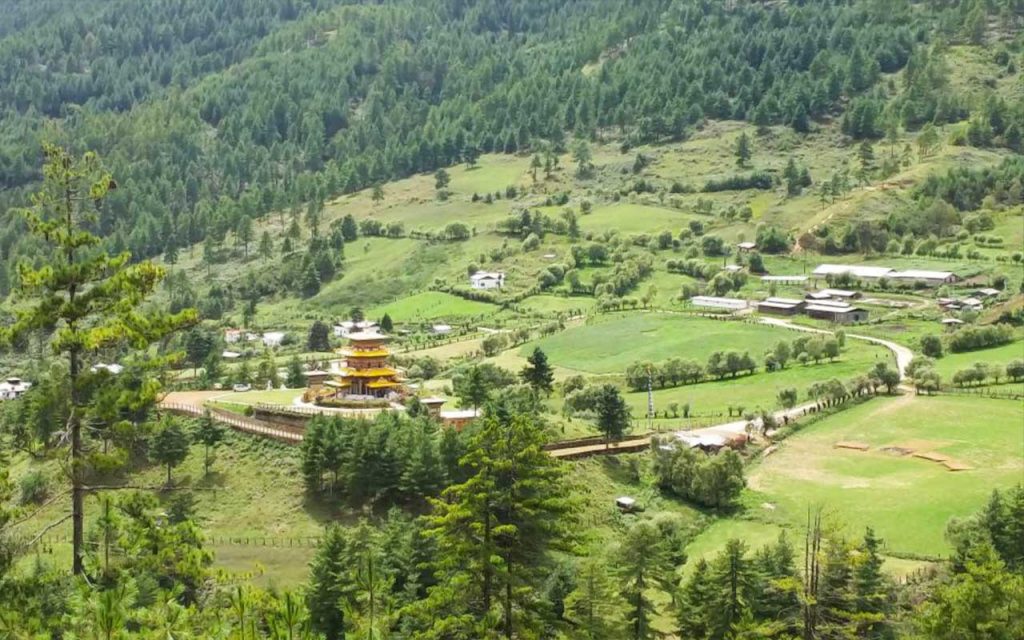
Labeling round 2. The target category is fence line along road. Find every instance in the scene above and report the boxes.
[160,402,304,443]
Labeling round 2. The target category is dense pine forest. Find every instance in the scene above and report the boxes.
[2,0,1024,638]
[0,0,1020,286]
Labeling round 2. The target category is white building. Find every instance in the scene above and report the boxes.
[0,377,31,400]
[333,320,377,338]
[262,331,286,348]
[761,275,808,285]
[431,323,453,335]
[224,328,243,344]
[91,363,124,375]
[470,271,505,290]
[888,269,958,285]
[690,296,749,311]
[812,264,895,279]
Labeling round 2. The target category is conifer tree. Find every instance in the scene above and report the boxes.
[0,145,195,574]
[735,132,752,167]
[520,347,555,396]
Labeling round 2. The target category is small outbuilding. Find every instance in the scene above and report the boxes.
[757,297,806,316]
[736,241,757,252]
[615,496,639,512]
[805,301,869,324]
[690,296,748,311]
[470,271,505,290]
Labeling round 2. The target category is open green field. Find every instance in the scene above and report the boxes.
[930,340,1024,380]
[367,291,499,323]
[521,314,790,374]
[745,395,1024,557]
[518,294,595,315]
[630,340,893,419]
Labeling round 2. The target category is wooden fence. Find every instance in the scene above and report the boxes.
[160,402,304,444]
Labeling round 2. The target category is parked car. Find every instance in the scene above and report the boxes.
[232,383,251,392]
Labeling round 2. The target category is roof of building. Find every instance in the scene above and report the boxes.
[888,269,954,281]
[805,299,854,309]
[805,291,832,300]
[736,241,757,249]
[347,330,389,342]
[761,275,808,282]
[976,288,1001,297]
[420,396,447,406]
[805,303,866,314]
[470,270,505,281]
[819,288,859,297]
[339,367,400,378]
[440,408,481,420]
[941,318,965,325]
[432,324,453,332]
[961,297,983,306]
[91,363,124,375]
[690,296,748,309]
[222,350,242,359]
[0,378,31,391]
[304,369,331,376]
[758,300,802,311]
[335,320,377,329]
[812,264,894,278]
[723,264,743,272]
[262,331,286,340]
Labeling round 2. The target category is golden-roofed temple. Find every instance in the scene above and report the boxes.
[325,330,404,398]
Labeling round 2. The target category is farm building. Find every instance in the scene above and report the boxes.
[470,270,505,289]
[757,297,806,316]
[813,264,958,286]
[0,377,31,400]
[224,328,244,344]
[736,241,757,252]
[761,274,808,285]
[888,269,958,285]
[975,288,1001,298]
[941,318,965,330]
[690,296,748,311]
[804,300,869,324]
[813,264,894,279]
[723,264,744,273]
[812,288,862,301]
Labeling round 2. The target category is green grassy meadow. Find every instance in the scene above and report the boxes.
[744,395,1024,557]
[366,291,499,323]
[630,341,894,419]
[929,340,1024,380]
[520,314,789,374]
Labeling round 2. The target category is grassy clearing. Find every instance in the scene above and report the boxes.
[745,395,1024,556]
[521,314,799,374]
[9,430,338,586]
[929,340,1024,380]
[366,291,499,323]
[629,341,893,419]
[517,294,595,315]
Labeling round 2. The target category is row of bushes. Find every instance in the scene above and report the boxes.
[947,324,1015,353]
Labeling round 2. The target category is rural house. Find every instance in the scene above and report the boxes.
[470,270,505,289]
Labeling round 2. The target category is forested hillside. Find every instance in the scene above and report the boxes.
[2,1,1024,638]
[0,0,1020,290]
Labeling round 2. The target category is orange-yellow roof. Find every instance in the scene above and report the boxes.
[367,380,403,389]
[340,348,391,358]
[338,368,400,378]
